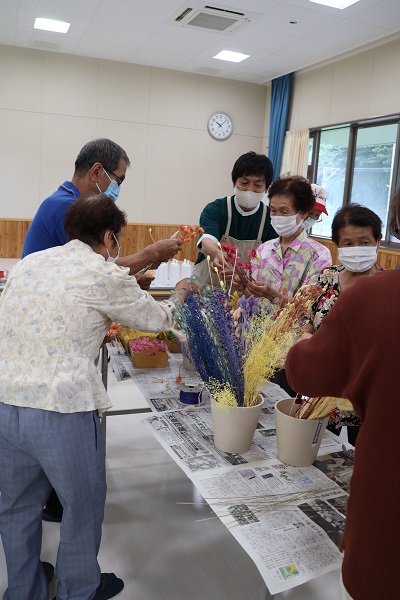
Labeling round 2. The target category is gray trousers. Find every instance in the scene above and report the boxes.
[0,403,106,600]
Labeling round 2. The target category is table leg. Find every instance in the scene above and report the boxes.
[101,346,108,390]
[259,579,274,600]
[101,412,107,454]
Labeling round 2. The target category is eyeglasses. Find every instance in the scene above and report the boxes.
[106,170,125,186]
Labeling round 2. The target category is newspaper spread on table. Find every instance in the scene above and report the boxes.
[144,406,352,595]
[107,342,353,594]
[107,342,209,411]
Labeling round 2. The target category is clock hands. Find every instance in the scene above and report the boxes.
[208,114,232,139]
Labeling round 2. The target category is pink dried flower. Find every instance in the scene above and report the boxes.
[129,337,167,353]
[221,242,254,287]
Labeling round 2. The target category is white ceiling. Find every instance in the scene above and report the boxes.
[2,0,400,83]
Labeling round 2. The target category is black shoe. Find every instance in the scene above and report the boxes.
[42,561,54,584]
[42,507,62,523]
[52,573,124,600]
[95,573,124,600]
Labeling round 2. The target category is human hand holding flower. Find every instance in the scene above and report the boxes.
[213,253,234,284]
[136,273,155,290]
[231,273,245,292]
[220,242,254,288]
[297,331,313,342]
[245,279,280,301]
[171,277,199,304]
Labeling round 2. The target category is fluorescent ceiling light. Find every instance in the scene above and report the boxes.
[309,0,360,8]
[213,50,249,63]
[34,18,70,33]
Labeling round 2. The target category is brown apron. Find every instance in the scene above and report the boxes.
[192,196,267,290]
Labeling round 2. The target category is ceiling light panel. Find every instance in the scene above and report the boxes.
[309,0,361,8]
[34,18,70,33]
[213,50,250,62]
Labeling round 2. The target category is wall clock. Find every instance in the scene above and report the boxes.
[207,112,233,141]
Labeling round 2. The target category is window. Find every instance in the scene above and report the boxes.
[309,116,400,247]
[312,127,350,238]
[350,124,397,238]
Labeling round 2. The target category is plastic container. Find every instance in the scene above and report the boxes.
[168,260,180,287]
[180,260,192,280]
[152,262,168,287]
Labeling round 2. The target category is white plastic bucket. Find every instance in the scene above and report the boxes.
[210,396,264,454]
[274,398,328,467]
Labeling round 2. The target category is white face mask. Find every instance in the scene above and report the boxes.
[338,245,378,272]
[106,233,120,263]
[234,186,266,210]
[302,217,318,232]
[271,213,301,238]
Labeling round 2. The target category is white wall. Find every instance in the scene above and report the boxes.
[289,37,400,131]
[0,45,268,223]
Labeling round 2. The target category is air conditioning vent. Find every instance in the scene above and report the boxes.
[175,7,193,22]
[171,3,254,34]
[194,66,221,75]
[204,5,245,17]
[31,39,60,51]
[188,12,238,31]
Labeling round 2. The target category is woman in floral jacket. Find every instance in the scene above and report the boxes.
[303,203,384,444]
[0,195,189,600]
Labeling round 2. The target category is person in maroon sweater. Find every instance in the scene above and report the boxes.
[285,194,400,599]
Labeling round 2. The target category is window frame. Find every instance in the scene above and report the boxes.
[310,114,400,250]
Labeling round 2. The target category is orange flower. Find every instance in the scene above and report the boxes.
[177,224,203,242]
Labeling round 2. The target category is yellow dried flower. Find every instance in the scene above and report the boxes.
[242,286,321,407]
[230,291,240,309]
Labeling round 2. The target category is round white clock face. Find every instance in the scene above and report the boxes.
[208,112,233,141]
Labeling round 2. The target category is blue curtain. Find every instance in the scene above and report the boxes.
[268,73,293,179]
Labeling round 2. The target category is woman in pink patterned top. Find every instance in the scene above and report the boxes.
[233,176,332,301]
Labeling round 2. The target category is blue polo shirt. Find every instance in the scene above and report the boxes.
[22,181,80,257]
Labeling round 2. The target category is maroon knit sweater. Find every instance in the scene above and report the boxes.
[286,269,400,600]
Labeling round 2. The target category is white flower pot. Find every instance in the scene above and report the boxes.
[275,398,328,467]
[210,396,264,454]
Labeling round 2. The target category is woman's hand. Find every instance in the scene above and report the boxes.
[231,274,245,292]
[170,278,198,304]
[245,279,280,300]
[297,331,313,342]
[136,274,155,290]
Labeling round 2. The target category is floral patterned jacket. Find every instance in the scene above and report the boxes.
[0,240,173,413]
[310,264,384,428]
[252,229,332,296]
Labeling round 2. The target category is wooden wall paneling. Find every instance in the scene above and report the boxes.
[2,221,399,268]
[0,219,31,258]
[312,237,338,264]
[120,224,199,262]
[377,247,400,269]
[0,219,200,262]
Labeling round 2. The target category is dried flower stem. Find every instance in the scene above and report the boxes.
[227,249,238,298]
[206,255,214,290]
